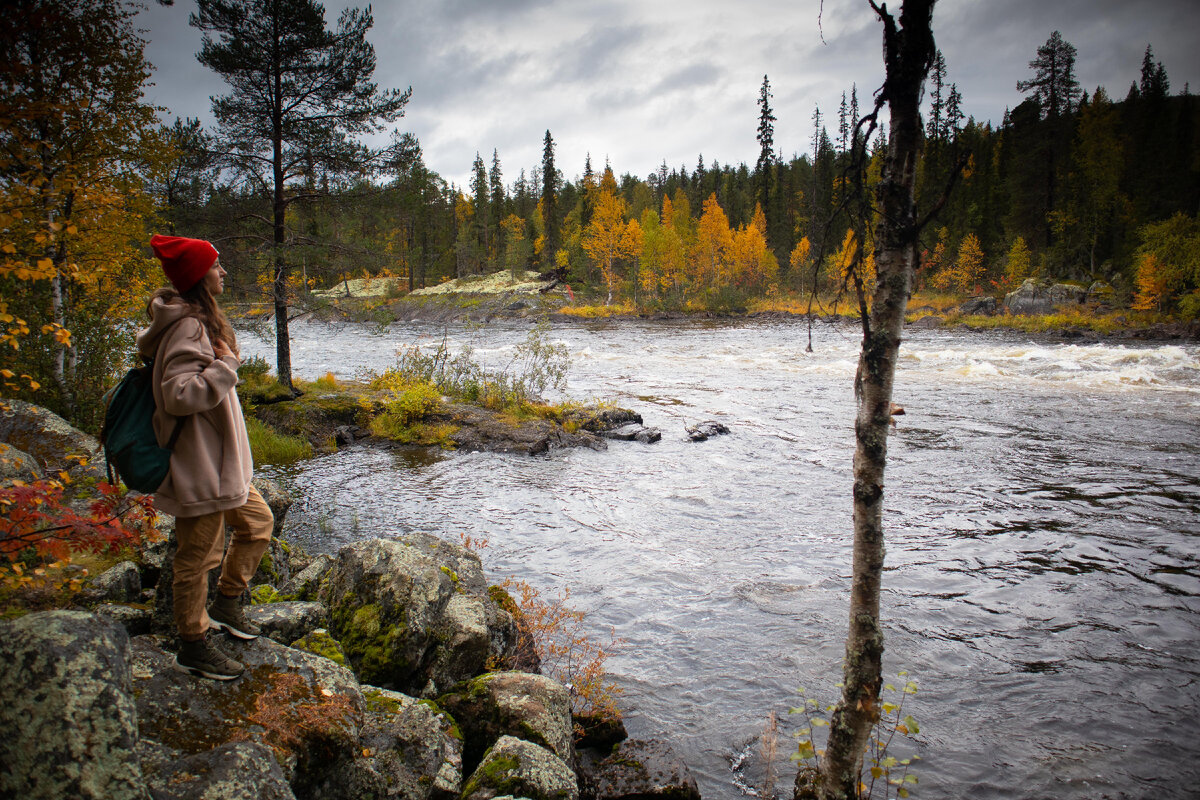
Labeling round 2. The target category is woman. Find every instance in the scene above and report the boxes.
[137,234,274,681]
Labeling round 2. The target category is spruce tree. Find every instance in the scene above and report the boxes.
[540,130,560,271]
[755,75,776,214]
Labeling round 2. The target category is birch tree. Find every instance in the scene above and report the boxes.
[797,1,939,797]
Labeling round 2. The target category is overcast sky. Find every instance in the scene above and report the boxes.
[137,0,1200,190]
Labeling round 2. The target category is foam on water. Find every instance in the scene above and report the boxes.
[900,340,1200,392]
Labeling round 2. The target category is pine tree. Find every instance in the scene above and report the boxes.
[192,0,410,390]
[1016,30,1081,119]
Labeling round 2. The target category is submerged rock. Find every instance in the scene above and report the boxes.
[686,421,731,442]
[0,611,149,800]
[602,423,662,444]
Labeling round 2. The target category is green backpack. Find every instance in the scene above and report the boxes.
[100,358,185,493]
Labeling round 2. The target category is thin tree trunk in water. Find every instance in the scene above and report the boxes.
[810,2,936,798]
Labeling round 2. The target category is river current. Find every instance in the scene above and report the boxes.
[240,318,1200,800]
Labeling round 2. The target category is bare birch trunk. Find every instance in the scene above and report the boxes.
[809,2,937,798]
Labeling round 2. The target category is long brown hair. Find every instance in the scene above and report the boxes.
[147,281,239,357]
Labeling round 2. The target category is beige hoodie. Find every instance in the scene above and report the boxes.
[135,296,252,517]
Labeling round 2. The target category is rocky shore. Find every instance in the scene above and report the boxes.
[0,403,700,800]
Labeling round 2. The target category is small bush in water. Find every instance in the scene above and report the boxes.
[790,672,921,799]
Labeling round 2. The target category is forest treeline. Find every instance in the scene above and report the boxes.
[166,40,1200,318]
[2,0,1199,426]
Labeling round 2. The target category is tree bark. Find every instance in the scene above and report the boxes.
[812,2,937,798]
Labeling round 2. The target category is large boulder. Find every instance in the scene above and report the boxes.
[0,398,101,472]
[247,600,330,645]
[578,739,700,800]
[253,476,294,539]
[141,741,296,800]
[318,534,517,695]
[1004,279,1088,315]
[130,633,364,792]
[1048,282,1087,306]
[309,687,465,800]
[280,553,336,600]
[0,610,150,800]
[439,671,575,774]
[958,295,997,316]
[1003,278,1052,315]
[83,559,142,603]
[0,441,40,483]
[462,735,579,800]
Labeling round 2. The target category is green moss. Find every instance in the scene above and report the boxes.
[250,584,281,605]
[488,585,519,616]
[331,595,409,684]
[257,549,280,583]
[418,698,463,740]
[440,565,459,583]
[291,629,348,667]
[363,688,403,714]
[461,753,522,797]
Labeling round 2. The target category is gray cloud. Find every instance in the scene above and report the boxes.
[138,0,1200,187]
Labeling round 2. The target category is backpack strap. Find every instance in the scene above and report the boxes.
[165,415,186,450]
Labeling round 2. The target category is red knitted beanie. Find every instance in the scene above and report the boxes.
[150,234,219,293]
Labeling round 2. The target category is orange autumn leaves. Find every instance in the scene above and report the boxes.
[583,182,780,307]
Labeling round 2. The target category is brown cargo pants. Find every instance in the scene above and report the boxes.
[172,485,274,640]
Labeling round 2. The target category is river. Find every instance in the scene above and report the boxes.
[239,317,1200,800]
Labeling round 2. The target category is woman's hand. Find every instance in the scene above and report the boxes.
[212,338,233,359]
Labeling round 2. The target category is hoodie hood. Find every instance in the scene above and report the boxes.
[136,296,196,359]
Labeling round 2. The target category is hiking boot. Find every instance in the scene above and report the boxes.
[173,635,244,681]
[208,593,261,640]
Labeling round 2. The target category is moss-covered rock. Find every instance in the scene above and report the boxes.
[0,611,150,800]
[140,741,295,800]
[318,534,517,696]
[577,739,700,800]
[439,671,574,775]
[131,632,363,791]
[462,736,578,800]
[291,627,348,667]
[246,600,329,645]
[311,686,464,800]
